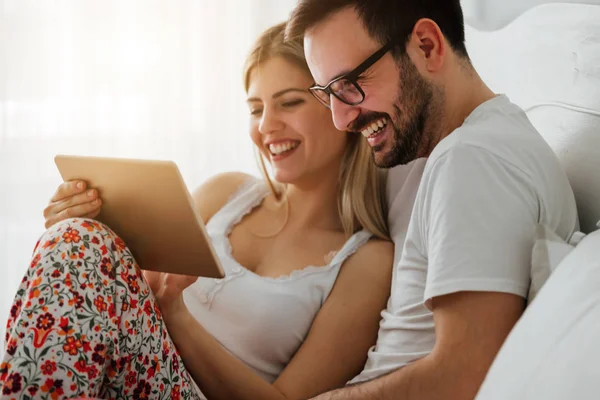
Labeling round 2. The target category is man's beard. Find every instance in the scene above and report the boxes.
[354,56,439,168]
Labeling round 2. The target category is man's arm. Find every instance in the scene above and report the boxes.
[313,291,525,400]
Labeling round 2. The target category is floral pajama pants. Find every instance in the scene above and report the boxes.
[0,219,201,400]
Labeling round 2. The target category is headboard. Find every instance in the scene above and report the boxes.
[464,2,600,233]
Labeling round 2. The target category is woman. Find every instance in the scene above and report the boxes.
[0,22,393,400]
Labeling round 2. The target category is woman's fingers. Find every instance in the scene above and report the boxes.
[44,189,98,218]
[50,180,87,202]
[163,273,198,295]
[143,270,166,295]
[143,271,196,302]
[44,196,102,228]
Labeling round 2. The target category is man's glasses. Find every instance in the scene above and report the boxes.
[309,41,396,109]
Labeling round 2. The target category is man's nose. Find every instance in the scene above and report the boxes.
[330,96,361,132]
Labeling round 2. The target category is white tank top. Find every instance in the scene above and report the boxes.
[183,178,373,383]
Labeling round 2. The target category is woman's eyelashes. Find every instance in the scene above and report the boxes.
[281,99,305,108]
[249,99,305,116]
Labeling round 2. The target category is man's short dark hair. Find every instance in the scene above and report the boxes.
[286,0,469,59]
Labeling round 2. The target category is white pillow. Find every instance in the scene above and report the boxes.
[476,228,600,400]
[528,224,586,304]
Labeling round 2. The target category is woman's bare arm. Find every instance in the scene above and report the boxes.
[162,238,394,400]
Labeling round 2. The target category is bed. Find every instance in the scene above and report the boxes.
[464,1,600,398]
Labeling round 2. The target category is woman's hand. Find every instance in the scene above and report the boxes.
[43,180,102,228]
[143,270,198,317]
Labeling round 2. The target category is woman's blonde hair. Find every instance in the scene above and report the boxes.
[243,22,389,240]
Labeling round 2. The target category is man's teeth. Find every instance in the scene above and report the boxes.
[361,118,387,138]
[269,142,299,156]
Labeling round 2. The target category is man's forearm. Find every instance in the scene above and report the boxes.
[312,363,416,400]
[316,372,402,400]
[312,354,477,400]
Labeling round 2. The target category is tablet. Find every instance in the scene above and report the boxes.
[54,155,225,279]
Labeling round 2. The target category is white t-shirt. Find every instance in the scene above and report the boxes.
[351,94,579,382]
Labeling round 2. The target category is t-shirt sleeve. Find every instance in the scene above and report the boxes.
[421,144,538,308]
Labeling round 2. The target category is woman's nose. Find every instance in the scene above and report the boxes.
[258,109,284,135]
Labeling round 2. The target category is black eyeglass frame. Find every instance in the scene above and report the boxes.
[308,40,397,109]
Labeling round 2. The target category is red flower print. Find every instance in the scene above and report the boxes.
[82,338,92,353]
[147,356,160,379]
[127,275,140,294]
[2,372,22,395]
[100,258,115,278]
[87,365,98,380]
[115,237,126,250]
[62,227,81,244]
[41,378,64,400]
[41,360,58,375]
[71,292,85,309]
[125,371,137,388]
[63,336,83,356]
[36,312,55,330]
[144,300,153,316]
[33,326,54,349]
[74,359,87,373]
[94,295,107,312]
[42,237,59,250]
[28,289,41,301]
[172,356,180,372]
[0,362,9,381]
[10,300,22,319]
[171,384,181,400]
[57,317,75,336]
[4,219,199,398]
[92,344,106,365]
[30,253,41,268]
[132,380,151,399]
[81,220,96,232]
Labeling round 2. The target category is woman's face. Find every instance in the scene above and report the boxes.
[247,56,347,185]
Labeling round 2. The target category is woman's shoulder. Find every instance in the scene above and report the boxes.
[192,172,259,223]
[323,236,393,314]
[336,235,394,285]
[353,237,394,268]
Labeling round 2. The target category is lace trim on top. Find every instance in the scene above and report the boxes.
[209,177,373,282]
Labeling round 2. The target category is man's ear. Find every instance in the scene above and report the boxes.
[406,18,446,74]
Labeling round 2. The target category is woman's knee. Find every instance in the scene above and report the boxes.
[49,217,110,235]
[34,218,120,257]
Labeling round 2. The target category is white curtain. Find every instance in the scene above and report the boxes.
[0,0,295,341]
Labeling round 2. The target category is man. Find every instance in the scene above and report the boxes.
[286,1,579,399]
